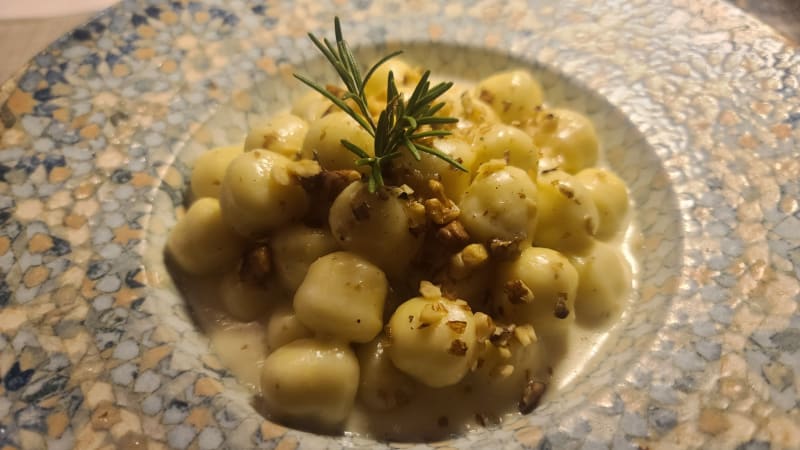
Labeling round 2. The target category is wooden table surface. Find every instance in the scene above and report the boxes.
[1,1,798,85]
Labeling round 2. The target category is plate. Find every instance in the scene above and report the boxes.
[1,1,798,449]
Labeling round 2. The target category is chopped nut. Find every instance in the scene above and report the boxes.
[384,324,394,342]
[406,200,428,236]
[287,159,322,178]
[454,299,472,312]
[299,169,361,199]
[351,201,371,221]
[239,244,271,284]
[424,198,460,225]
[504,279,534,305]
[478,89,494,104]
[554,293,570,319]
[436,220,470,248]
[446,320,467,334]
[492,364,514,378]
[518,380,546,414]
[488,237,523,260]
[298,169,361,226]
[462,243,489,266]
[474,312,496,342]
[448,243,489,279]
[419,281,442,299]
[424,180,460,225]
[448,339,468,356]
[419,302,447,326]
[514,324,537,347]
[489,323,516,348]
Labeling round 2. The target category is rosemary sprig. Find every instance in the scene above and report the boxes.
[294,17,467,193]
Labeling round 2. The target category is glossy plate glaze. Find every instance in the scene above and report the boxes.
[0,1,798,449]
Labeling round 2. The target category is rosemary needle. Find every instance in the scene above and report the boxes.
[294,17,467,193]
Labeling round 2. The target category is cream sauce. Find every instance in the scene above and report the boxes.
[175,216,641,440]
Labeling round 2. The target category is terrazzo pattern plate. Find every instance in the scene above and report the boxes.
[1,0,799,449]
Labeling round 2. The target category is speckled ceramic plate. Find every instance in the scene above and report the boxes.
[1,1,798,449]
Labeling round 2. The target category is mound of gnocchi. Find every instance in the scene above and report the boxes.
[167,60,634,438]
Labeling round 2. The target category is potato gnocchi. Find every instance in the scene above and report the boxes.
[167,60,636,439]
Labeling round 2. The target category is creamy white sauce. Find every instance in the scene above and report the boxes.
[174,216,641,440]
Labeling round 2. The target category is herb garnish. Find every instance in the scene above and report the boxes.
[294,17,467,193]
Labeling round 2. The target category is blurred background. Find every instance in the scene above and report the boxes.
[1,0,798,83]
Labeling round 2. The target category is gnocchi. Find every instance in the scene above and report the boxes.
[293,251,387,343]
[219,149,309,237]
[244,113,309,159]
[531,108,599,174]
[166,197,245,275]
[168,57,635,438]
[260,339,359,430]
[387,296,478,388]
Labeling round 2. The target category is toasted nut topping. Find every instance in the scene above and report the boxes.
[493,364,514,378]
[419,302,447,326]
[436,220,470,248]
[478,89,494,104]
[519,380,547,414]
[554,293,570,319]
[406,200,428,235]
[240,244,271,284]
[352,201,371,221]
[454,299,472,312]
[448,243,489,280]
[488,237,523,260]
[514,324,537,347]
[424,198,460,225]
[448,339,468,356]
[287,159,322,178]
[474,312,496,342]
[424,180,460,225]
[504,279,534,305]
[419,281,442,299]
[489,323,516,348]
[446,320,467,334]
[384,324,394,341]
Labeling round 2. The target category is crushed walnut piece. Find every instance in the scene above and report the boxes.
[446,320,467,334]
[489,323,516,348]
[239,244,271,284]
[419,301,447,327]
[424,180,460,225]
[488,237,523,260]
[514,324,537,347]
[504,279,534,305]
[492,364,514,378]
[474,312,496,342]
[448,243,489,279]
[351,201,371,221]
[554,293,570,319]
[448,339,468,356]
[286,159,322,178]
[419,280,442,299]
[518,380,547,414]
[436,220,470,248]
